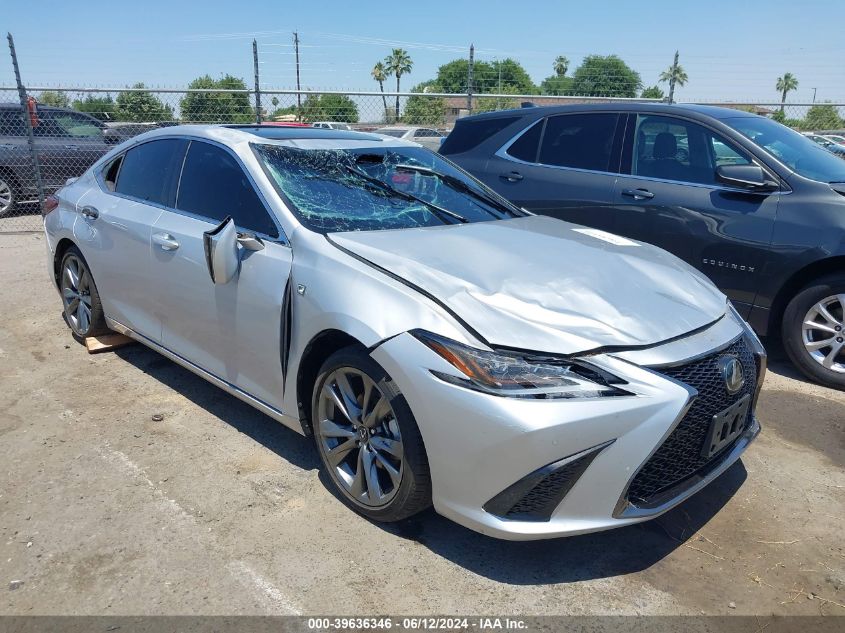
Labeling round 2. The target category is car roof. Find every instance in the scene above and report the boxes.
[121,124,418,150]
[460,102,761,122]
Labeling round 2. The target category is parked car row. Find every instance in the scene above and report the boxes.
[803,132,845,158]
[441,103,845,389]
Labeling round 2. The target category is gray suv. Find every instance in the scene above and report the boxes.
[0,103,113,215]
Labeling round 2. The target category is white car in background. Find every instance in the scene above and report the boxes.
[374,126,445,151]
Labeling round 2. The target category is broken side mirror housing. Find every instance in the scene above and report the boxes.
[715,164,779,192]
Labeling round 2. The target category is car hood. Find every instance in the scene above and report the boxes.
[330,216,726,355]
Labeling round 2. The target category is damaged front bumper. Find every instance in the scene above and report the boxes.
[370,313,764,541]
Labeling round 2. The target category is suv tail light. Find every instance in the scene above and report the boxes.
[41,194,59,217]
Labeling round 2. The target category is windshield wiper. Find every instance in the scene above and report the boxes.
[342,163,468,225]
[394,164,523,218]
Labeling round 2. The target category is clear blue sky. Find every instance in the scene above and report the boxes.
[2,0,843,103]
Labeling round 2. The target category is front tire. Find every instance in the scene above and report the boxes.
[782,274,845,390]
[59,247,109,338]
[312,347,432,522]
[0,173,17,217]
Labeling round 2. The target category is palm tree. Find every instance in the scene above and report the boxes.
[384,48,413,121]
[553,55,569,77]
[659,51,688,104]
[371,61,389,122]
[775,73,799,113]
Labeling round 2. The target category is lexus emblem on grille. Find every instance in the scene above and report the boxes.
[719,356,745,395]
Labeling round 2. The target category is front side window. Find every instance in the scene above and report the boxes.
[374,129,407,138]
[632,115,751,185]
[176,141,278,237]
[115,138,187,206]
[254,144,522,233]
[538,113,619,171]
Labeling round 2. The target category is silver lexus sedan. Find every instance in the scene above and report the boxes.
[43,125,766,540]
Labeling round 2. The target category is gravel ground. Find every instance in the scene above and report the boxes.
[0,232,843,616]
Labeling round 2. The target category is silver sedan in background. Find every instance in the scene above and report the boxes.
[374,126,445,150]
[43,125,765,540]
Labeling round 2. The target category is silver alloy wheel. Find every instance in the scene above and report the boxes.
[802,294,845,373]
[61,254,94,336]
[316,367,404,508]
[0,178,13,214]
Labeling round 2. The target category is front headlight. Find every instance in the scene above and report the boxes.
[411,330,630,399]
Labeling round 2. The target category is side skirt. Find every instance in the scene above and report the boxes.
[106,317,304,435]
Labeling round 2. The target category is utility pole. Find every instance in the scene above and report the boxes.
[293,31,302,116]
[668,50,679,105]
[812,87,817,103]
[466,44,474,114]
[497,60,502,110]
[252,39,262,124]
[7,32,44,210]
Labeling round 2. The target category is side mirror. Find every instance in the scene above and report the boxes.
[715,164,778,192]
[203,217,240,284]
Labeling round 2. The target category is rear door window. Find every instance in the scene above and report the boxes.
[114,138,187,206]
[176,140,278,237]
[538,113,619,171]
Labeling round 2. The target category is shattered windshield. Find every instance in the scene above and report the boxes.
[253,143,522,233]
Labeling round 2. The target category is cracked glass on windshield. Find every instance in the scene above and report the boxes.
[253,143,521,233]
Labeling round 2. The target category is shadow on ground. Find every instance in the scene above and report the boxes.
[116,341,748,585]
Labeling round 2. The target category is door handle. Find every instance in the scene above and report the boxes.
[152,232,180,251]
[500,171,524,182]
[0,143,13,150]
[64,144,80,151]
[80,205,99,220]
[621,188,655,200]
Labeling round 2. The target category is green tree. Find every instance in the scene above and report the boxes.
[640,85,665,100]
[299,94,359,123]
[371,61,389,122]
[775,72,799,114]
[474,84,521,113]
[571,55,642,98]
[72,94,117,121]
[486,59,536,94]
[539,75,573,95]
[803,103,843,131]
[384,48,413,121]
[431,57,536,94]
[115,84,173,122]
[403,82,446,125]
[553,55,570,77]
[38,91,70,108]
[180,74,253,123]
[268,104,298,121]
[659,51,688,104]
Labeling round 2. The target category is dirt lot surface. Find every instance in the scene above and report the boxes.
[1,232,843,616]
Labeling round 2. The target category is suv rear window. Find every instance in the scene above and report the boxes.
[439,116,519,155]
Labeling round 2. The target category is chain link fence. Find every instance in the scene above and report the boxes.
[2,84,844,232]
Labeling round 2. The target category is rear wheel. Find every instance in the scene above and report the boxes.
[59,247,109,338]
[0,174,17,217]
[312,347,432,522]
[782,274,845,390]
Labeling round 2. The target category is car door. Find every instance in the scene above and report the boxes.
[149,139,291,410]
[75,138,188,340]
[481,112,623,231]
[612,113,779,310]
